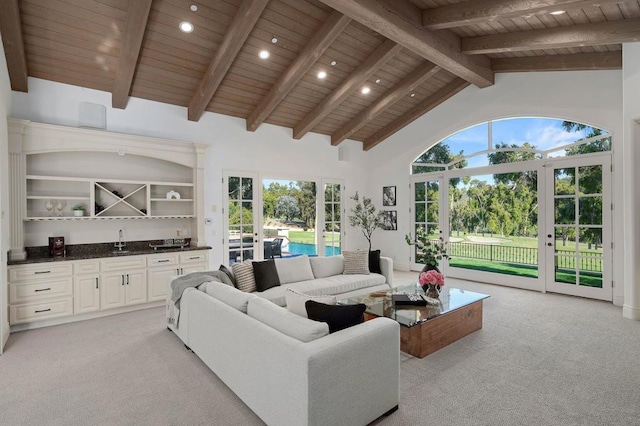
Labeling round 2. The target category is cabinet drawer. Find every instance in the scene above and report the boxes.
[148,253,179,267]
[10,278,73,304]
[9,263,73,282]
[10,298,73,325]
[179,252,208,264]
[100,256,147,272]
[75,260,100,274]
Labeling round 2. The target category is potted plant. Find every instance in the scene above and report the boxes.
[348,192,384,252]
[405,227,449,272]
[72,204,85,217]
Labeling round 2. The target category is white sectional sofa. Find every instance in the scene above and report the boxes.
[256,254,394,306]
[169,280,400,426]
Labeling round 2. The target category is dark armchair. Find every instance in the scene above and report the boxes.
[271,237,284,258]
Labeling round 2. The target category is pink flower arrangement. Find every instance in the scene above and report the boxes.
[419,270,445,287]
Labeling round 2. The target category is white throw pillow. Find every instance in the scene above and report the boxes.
[285,288,337,318]
[309,255,344,278]
[342,250,370,275]
[247,297,329,343]
[232,261,256,293]
[274,255,314,284]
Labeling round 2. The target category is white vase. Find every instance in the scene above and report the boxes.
[73,210,84,217]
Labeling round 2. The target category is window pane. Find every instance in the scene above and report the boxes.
[579,165,602,194]
[229,177,240,199]
[415,182,425,202]
[555,168,575,195]
[579,197,602,225]
[555,199,575,224]
[242,178,253,200]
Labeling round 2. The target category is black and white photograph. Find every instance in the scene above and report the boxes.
[382,210,397,231]
[383,186,396,206]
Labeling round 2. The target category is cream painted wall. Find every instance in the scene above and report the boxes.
[363,70,625,304]
[0,34,12,352]
[622,43,640,319]
[10,78,372,266]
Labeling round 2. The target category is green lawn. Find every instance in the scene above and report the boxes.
[286,230,340,247]
[449,258,603,287]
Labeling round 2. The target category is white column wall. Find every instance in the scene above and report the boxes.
[363,71,625,305]
[10,78,371,266]
[0,34,12,352]
[622,43,640,320]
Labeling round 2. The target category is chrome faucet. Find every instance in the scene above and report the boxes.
[114,229,127,251]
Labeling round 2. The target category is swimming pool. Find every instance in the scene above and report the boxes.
[287,242,341,257]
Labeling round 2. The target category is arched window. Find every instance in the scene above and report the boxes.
[411,117,611,174]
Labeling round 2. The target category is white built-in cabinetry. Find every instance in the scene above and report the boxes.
[8,250,209,327]
[8,119,208,260]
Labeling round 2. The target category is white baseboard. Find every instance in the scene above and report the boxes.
[393,262,411,271]
[623,305,640,321]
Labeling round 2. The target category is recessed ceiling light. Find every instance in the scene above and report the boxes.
[330,60,337,66]
[410,93,416,98]
[550,10,566,15]
[189,4,198,12]
[179,21,194,33]
[317,71,327,79]
[271,36,278,44]
[259,50,270,59]
[361,86,371,95]
[375,78,381,84]
[523,14,532,18]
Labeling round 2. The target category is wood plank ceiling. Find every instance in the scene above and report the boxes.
[1,0,638,150]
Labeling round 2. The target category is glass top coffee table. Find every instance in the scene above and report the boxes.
[339,284,489,358]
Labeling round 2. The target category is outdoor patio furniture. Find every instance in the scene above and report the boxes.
[272,238,283,258]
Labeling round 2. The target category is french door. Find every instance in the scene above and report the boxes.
[224,173,344,264]
[223,171,259,265]
[410,175,446,271]
[319,180,343,257]
[544,155,612,300]
[411,155,612,301]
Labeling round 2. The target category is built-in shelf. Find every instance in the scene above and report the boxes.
[25,175,195,219]
[24,215,195,221]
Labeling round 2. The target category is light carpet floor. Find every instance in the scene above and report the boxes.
[1,272,639,426]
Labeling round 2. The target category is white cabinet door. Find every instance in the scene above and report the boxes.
[74,275,100,314]
[125,270,148,306]
[181,264,207,275]
[148,267,178,302]
[100,273,126,310]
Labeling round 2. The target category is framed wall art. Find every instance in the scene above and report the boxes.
[383,186,396,206]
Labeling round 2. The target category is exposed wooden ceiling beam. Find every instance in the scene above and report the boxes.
[246,10,351,132]
[317,0,494,88]
[112,0,152,109]
[422,0,631,30]
[292,39,402,140]
[363,78,469,151]
[492,51,622,73]
[462,18,640,54]
[188,0,269,122]
[331,62,440,146]
[0,0,28,92]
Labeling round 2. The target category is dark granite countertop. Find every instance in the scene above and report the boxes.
[8,240,212,265]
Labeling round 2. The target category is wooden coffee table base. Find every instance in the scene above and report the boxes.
[399,300,484,358]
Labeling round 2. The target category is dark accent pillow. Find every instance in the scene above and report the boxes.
[369,250,382,274]
[305,300,366,333]
[219,264,236,287]
[252,259,281,292]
